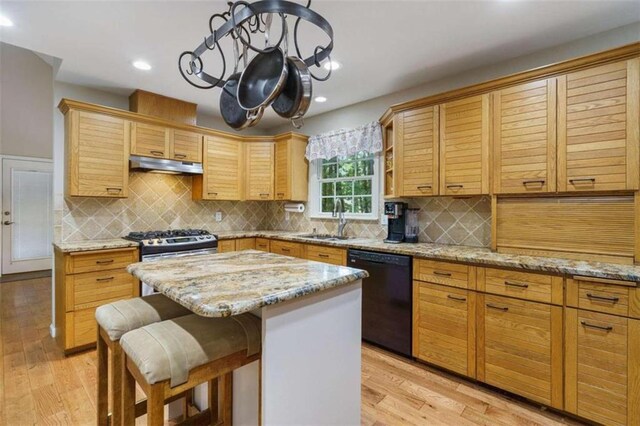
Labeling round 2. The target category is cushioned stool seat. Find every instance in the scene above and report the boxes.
[95,294,192,426]
[120,313,262,426]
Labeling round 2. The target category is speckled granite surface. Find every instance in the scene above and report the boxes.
[217,231,640,282]
[127,250,369,317]
[53,239,139,253]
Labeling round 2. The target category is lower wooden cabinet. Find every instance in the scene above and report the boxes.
[55,247,139,353]
[477,294,563,409]
[413,281,476,378]
[217,240,236,253]
[565,308,640,426]
[305,244,347,266]
[255,238,270,251]
[269,240,305,258]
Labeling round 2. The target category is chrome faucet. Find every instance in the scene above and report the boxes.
[332,199,347,238]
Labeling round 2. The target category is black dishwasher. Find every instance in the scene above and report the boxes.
[348,249,412,357]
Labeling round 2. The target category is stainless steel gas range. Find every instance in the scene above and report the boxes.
[123,229,218,295]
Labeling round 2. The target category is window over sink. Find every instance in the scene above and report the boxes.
[309,152,379,220]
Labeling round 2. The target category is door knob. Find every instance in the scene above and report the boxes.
[3,221,14,225]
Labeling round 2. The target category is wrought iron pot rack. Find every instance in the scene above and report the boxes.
[179,0,334,129]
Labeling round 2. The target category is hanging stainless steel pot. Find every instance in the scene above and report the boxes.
[237,13,288,113]
[220,34,262,130]
[272,22,312,129]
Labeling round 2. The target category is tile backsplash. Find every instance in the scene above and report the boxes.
[56,173,491,248]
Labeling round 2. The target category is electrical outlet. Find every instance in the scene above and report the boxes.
[380,214,388,226]
[285,211,290,221]
[215,211,222,222]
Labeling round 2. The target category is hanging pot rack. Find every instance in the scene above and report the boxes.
[178,0,334,95]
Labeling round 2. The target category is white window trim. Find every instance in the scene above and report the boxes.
[308,153,380,221]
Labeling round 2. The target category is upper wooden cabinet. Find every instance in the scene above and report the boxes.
[274,133,309,201]
[130,122,169,159]
[193,135,243,200]
[131,122,203,163]
[381,114,397,197]
[170,129,203,162]
[65,110,130,198]
[493,78,557,194]
[439,94,490,196]
[558,59,640,192]
[395,106,439,197]
[245,141,275,200]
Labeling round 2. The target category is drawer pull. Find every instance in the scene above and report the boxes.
[446,184,463,189]
[208,192,218,196]
[504,280,529,289]
[447,295,466,302]
[260,193,270,197]
[417,185,432,190]
[281,248,290,252]
[96,259,114,265]
[277,192,285,196]
[586,293,620,303]
[522,179,545,186]
[106,187,122,192]
[487,303,509,312]
[174,153,187,159]
[96,276,115,282]
[318,254,330,258]
[150,150,164,156]
[569,177,596,184]
[433,271,452,277]
[581,321,613,332]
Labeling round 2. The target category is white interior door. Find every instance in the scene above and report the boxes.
[2,158,53,274]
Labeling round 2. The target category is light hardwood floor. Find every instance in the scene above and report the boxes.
[0,277,587,425]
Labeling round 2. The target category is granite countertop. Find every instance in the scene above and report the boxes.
[217,231,640,282]
[126,250,369,317]
[53,238,139,253]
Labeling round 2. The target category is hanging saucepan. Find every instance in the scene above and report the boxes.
[271,21,312,129]
[237,13,288,117]
[220,32,262,130]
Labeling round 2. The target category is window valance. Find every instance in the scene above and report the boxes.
[305,121,383,161]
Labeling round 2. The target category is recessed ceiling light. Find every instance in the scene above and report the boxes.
[133,60,152,71]
[0,15,14,27]
[315,96,327,103]
[323,60,341,71]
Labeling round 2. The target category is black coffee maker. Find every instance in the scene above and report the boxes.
[384,202,408,243]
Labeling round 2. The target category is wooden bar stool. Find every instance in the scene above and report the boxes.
[95,294,192,426]
[119,313,261,426]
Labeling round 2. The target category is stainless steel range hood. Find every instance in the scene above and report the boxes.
[129,155,203,175]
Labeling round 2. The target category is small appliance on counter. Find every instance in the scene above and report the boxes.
[384,202,418,243]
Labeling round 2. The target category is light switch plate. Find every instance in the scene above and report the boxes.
[285,211,290,221]
[215,211,222,222]
[380,214,388,226]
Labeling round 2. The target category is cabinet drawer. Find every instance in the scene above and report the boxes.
[478,294,563,409]
[255,238,270,252]
[65,307,98,350]
[565,308,639,426]
[413,281,475,378]
[270,240,304,258]
[217,240,236,253]
[68,269,137,311]
[306,244,346,266]
[478,267,563,305]
[235,238,256,251]
[414,259,472,289]
[66,248,138,274]
[567,277,639,318]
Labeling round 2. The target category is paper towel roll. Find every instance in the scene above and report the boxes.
[284,203,305,213]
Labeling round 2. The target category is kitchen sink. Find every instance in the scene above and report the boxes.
[299,234,350,241]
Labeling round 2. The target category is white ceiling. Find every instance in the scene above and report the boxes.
[1,1,639,128]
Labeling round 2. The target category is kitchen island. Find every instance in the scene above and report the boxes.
[127,249,368,425]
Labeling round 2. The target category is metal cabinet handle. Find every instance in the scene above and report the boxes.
[569,177,596,184]
[150,150,164,156]
[96,277,115,282]
[447,295,466,302]
[581,321,613,332]
[208,192,218,195]
[417,185,432,190]
[522,180,545,186]
[260,193,270,197]
[96,259,114,265]
[586,293,620,303]
[487,303,509,312]
[174,153,187,159]
[318,254,330,258]
[3,221,14,225]
[281,248,290,252]
[433,271,452,277]
[504,280,529,289]
[106,187,122,192]
[446,184,463,189]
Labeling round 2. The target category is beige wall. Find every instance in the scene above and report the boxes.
[267,22,640,136]
[0,42,54,159]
